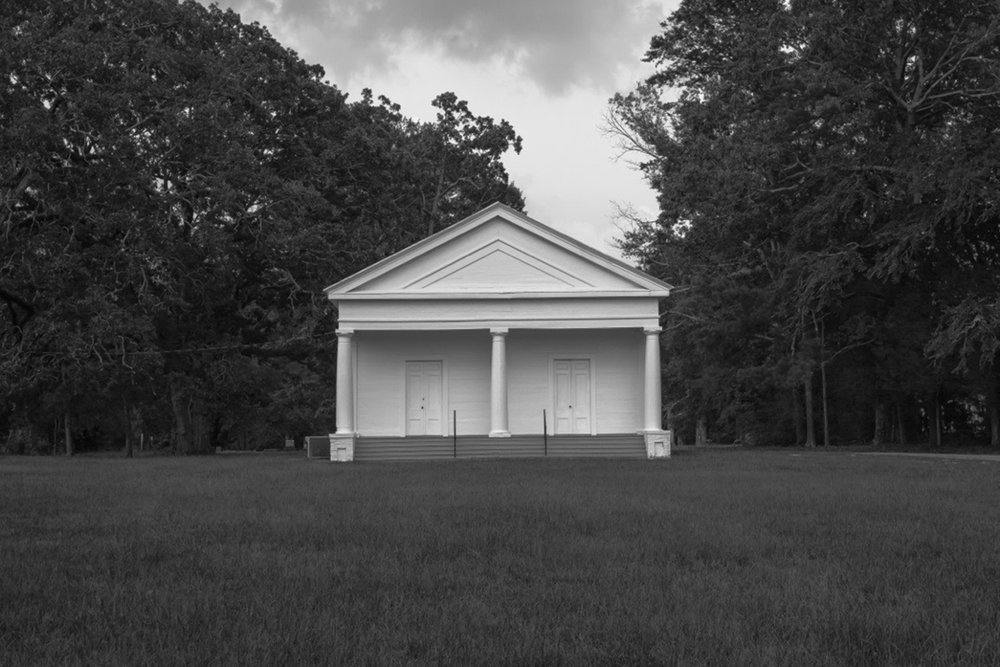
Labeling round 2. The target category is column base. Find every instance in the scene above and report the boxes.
[642,430,672,459]
[329,432,356,462]
[488,430,512,438]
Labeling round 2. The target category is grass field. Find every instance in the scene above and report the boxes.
[2,449,999,665]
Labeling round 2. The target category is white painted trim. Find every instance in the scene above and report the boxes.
[342,314,653,324]
[338,318,659,331]
[352,336,359,434]
[397,360,406,437]
[331,290,670,300]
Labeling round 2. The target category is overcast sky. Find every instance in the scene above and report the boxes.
[210,0,680,259]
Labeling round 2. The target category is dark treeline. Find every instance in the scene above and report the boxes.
[1,0,524,454]
[611,0,1000,447]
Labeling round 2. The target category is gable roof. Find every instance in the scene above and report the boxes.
[325,203,672,301]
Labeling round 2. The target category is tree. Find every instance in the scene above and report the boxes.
[1,0,526,453]
[326,90,524,266]
[1,0,349,452]
[611,0,1000,446]
[415,92,524,235]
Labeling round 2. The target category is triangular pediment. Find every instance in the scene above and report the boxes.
[326,203,672,299]
[407,240,589,291]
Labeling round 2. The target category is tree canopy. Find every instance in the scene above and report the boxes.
[611,0,1000,447]
[1,0,524,454]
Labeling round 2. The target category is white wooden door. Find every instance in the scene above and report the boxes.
[553,359,591,434]
[405,361,443,436]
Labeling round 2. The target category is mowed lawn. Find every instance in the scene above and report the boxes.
[2,450,999,665]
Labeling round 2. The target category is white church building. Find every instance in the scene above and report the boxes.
[324,203,672,461]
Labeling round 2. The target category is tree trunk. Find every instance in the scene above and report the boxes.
[896,400,909,447]
[695,416,708,446]
[666,401,682,446]
[872,402,887,447]
[171,384,194,454]
[123,397,133,459]
[989,373,1000,449]
[926,392,938,447]
[171,384,212,455]
[803,374,816,448]
[792,386,804,446]
[931,388,943,448]
[192,408,209,454]
[820,362,830,447]
[209,416,223,452]
[64,412,73,456]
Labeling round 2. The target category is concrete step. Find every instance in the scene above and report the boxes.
[352,434,646,461]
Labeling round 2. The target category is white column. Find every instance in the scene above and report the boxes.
[335,329,354,434]
[489,327,510,437]
[643,327,663,432]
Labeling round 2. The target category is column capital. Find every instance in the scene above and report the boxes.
[490,327,509,336]
[336,328,355,337]
[643,326,662,336]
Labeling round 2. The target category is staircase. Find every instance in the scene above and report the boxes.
[351,434,646,462]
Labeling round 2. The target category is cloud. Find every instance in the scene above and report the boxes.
[222,0,668,94]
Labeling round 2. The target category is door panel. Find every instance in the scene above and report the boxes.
[424,362,443,435]
[572,361,591,433]
[405,361,443,436]
[554,360,572,434]
[405,363,426,435]
[553,359,591,434]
